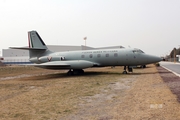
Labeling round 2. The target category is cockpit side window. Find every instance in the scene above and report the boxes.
[132,49,144,53]
[139,50,144,53]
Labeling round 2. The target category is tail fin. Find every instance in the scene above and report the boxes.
[10,31,51,62]
[28,31,48,49]
[27,31,51,59]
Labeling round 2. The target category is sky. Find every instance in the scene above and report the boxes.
[0,0,180,56]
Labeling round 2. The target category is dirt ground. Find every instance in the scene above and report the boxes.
[62,65,180,120]
[111,66,180,120]
[0,65,180,120]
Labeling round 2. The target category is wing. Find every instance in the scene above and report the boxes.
[34,60,97,70]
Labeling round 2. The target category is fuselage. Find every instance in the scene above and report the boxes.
[30,47,162,69]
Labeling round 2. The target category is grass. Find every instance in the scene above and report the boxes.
[0,65,60,78]
[0,66,127,120]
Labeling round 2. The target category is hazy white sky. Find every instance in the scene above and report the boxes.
[0,0,180,56]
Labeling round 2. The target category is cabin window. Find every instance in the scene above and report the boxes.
[89,54,93,58]
[97,54,101,58]
[106,54,109,57]
[81,55,85,58]
[114,53,118,57]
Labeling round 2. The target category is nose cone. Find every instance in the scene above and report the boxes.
[146,55,162,64]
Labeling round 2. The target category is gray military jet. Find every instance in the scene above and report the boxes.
[11,31,162,75]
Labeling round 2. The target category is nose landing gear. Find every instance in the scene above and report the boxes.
[123,66,133,74]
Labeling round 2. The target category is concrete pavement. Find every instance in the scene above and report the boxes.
[160,61,180,77]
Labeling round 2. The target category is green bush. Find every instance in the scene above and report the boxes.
[154,62,160,67]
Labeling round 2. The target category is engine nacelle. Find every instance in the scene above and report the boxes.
[30,56,65,63]
[29,57,39,63]
[38,56,65,63]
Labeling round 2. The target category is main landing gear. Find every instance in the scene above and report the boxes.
[123,66,133,74]
[67,69,84,75]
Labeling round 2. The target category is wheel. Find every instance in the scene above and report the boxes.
[128,67,133,72]
[79,69,84,74]
[122,71,128,74]
[67,70,74,75]
[72,69,84,75]
[143,65,146,68]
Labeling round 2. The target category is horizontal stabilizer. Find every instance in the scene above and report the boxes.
[10,47,46,50]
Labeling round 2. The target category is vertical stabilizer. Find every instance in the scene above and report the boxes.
[27,31,51,60]
[10,31,52,63]
[28,31,48,49]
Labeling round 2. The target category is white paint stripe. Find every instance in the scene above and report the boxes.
[161,65,180,77]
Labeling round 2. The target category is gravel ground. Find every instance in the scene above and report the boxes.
[157,67,180,102]
[61,65,180,120]
[0,65,180,120]
[61,77,137,120]
[111,66,180,120]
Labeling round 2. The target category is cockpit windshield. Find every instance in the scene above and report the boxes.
[132,49,144,53]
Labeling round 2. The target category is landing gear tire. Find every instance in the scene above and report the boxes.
[67,69,84,75]
[123,66,128,74]
[142,65,146,68]
[79,69,84,74]
[128,66,133,72]
[67,69,74,75]
[122,71,128,74]
[73,69,84,75]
